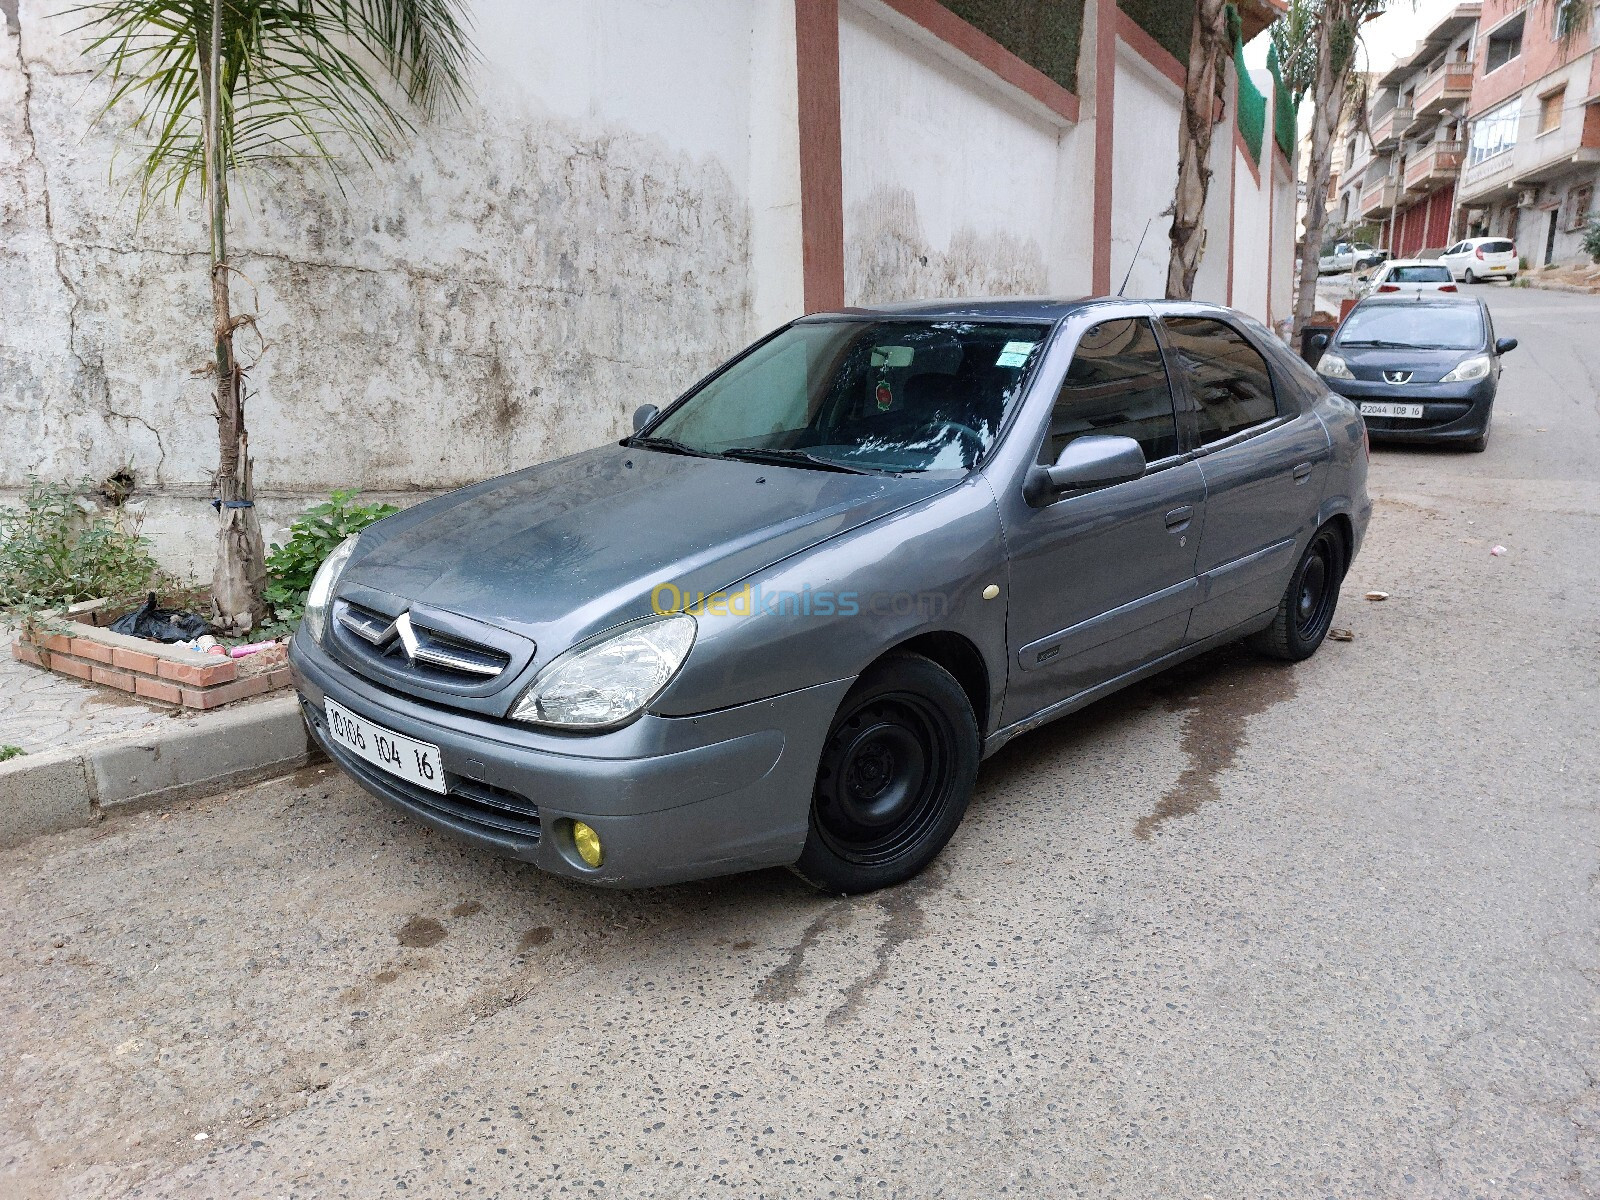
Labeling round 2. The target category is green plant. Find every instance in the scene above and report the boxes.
[264,490,399,631]
[0,477,166,626]
[1583,218,1600,264]
[78,0,476,631]
[0,746,24,762]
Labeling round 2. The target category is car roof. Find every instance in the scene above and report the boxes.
[1462,235,1511,244]
[799,296,1244,325]
[1379,259,1449,268]
[1351,293,1484,310]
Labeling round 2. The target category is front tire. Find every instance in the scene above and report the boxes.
[791,653,979,894]
[1251,525,1346,662]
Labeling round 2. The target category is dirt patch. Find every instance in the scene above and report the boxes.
[397,915,447,948]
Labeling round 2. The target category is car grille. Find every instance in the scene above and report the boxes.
[336,601,513,686]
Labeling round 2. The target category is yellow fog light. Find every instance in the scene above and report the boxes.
[572,821,603,868]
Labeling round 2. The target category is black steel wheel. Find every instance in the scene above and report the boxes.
[791,653,979,893]
[1251,525,1346,662]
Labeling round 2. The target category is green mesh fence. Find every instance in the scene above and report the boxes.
[938,0,1087,94]
[1235,34,1266,166]
[1117,0,1194,63]
[1268,42,1297,157]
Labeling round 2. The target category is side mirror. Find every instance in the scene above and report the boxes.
[1310,333,1330,350]
[632,404,659,433]
[1495,337,1517,355]
[1025,435,1147,505]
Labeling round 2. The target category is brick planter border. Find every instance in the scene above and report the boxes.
[13,616,292,710]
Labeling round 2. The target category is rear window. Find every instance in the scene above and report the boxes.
[1390,265,1451,282]
[1162,317,1279,444]
[1480,240,1515,254]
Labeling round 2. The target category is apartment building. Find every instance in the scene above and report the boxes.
[1371,4,1480,257]
[1458,0,1600,265]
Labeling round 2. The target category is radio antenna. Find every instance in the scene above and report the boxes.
[1117,207,1173,297]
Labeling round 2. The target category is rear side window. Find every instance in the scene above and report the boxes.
[1391,265,1451,282]
[1161,317,1279,444]
[1046,318,1179,463]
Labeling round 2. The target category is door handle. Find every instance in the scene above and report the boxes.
[1292,461,1313,482]
[1165,505,1194,531]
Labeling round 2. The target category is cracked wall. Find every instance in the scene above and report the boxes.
[1,0,796,576]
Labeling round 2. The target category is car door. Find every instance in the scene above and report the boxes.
[1441,242,1465,280]
[1155,313,1332,645]
[997,313,1205,727]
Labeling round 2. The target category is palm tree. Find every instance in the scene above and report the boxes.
[1272,0,1391,336]
[1167,0,1232,299]
[77,0,476,631]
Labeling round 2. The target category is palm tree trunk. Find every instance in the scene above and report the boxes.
[1293,0,1343,337]
[200,3,265,631]
[1168,0,1231,299]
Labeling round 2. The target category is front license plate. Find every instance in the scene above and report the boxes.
[324,698,446,794]
[1360,402,1424,419]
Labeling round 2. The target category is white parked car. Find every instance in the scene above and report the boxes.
[1363,259,1460,296]
[1318,241,1388,275]
[1439,237,1518,284]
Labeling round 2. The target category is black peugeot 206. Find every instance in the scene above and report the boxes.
[1311,295,1516,453]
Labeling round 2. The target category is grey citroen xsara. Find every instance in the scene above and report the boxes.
[290,298,1371,893]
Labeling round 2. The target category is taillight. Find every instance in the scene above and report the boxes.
[1378,284,1400,292]
[1439,284,1458,292]
[1475,246,1485,259]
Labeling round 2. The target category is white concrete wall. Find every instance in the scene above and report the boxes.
[1229,149,1272,322]
[1109,45,1182,300]
[837,0,1088,305]
[2,0,799,577]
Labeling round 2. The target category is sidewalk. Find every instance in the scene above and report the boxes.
[1,623,313,846]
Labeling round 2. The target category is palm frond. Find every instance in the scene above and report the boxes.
[74,0,478,210]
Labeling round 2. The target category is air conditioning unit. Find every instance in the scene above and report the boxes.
[1517,188,1541,207]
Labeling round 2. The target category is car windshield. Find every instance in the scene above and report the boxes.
[1389,265,1451,282]
[1337,305,1484,350]
[643,319,1050,473]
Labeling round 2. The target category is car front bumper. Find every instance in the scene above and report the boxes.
[1326,376,1496,445]
[290,633,851,888]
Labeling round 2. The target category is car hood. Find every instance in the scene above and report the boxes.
[1333,344,1480,383]
[342,444,959,643]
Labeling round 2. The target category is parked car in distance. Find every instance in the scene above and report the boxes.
[1313,295,1516,452]
[1318,241,1388,275]
[1362,259,1459,297]
[291,298,1371,893]
[1439,237,1518,284]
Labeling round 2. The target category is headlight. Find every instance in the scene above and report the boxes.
[510,614,696,729]
[1317,353,1353,379]
[1439,355,1490,383]
[303,533,360,645]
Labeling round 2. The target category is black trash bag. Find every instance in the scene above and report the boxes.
[109,593,212,643]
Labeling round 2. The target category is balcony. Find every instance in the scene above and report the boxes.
[1359,178,1400,218]
[1371,105,1413,150]
[1405,141,1464,193]
[1413,62,1474,120]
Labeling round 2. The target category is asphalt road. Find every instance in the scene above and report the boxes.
[3,285,1597,1199]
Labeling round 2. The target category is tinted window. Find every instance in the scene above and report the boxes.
[1481,239,1515,254]
[1162,317,1279,444]
[1390,265,1452,282]
[1337,304,1485,351]
[1046,318,1178,463]
[651,320,1048,473]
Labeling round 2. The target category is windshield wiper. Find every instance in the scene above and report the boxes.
[1340,339,1422,349]
[621,434,710,458]
[719,447,880,475]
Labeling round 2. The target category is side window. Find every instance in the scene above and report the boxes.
[1162,317,1280,444]
[1046,318,1179,464]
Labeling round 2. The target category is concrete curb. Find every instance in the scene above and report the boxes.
[0,694,312,848]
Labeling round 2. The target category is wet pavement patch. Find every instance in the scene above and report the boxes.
[397,915,447,948]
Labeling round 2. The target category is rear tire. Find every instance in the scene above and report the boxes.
[1465,268,1478,284]
[790,653,979,894]
[1250,525,1346,662]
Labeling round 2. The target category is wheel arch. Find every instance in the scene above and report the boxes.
[869,630,993,735]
